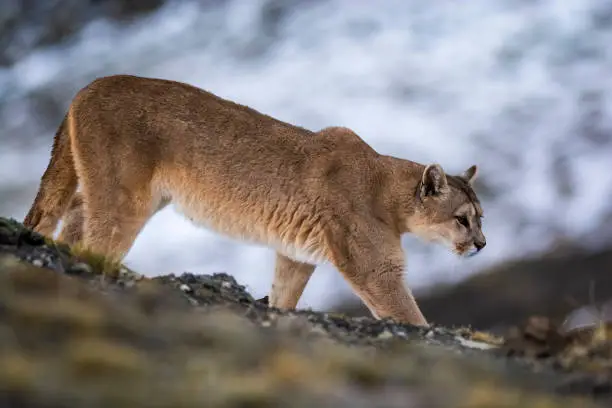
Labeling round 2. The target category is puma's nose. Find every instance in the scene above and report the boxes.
[475,239,486,251]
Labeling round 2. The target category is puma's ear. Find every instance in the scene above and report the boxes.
[421,164,448,196]
[462,165,478,184]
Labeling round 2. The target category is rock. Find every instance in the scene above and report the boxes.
[0,216,609,407]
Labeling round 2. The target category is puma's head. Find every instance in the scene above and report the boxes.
[407,163,486,257]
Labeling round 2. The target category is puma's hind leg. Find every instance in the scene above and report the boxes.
[57,192,85,245]
[77,182,156,264]
[58,191,169,250]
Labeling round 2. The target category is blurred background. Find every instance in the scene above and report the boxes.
[2,0,612,331]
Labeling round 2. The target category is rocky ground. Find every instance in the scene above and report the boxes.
[0,216,611,407]
[333,244,612,334]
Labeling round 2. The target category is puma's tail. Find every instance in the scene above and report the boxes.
[23,113,78,237]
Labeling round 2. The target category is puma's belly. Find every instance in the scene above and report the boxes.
[170,193,328,266]
[272,241,328,265]
[172,198,261,244]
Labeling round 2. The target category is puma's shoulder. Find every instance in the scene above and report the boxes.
[314,126,378,153]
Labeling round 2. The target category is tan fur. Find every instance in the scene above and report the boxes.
[23,74,487,327]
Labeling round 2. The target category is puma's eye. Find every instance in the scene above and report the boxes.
[456,216,469,227]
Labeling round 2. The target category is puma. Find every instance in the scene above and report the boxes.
[23,74,486,327]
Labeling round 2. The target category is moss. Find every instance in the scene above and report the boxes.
[43,235,58,247]
[2,256,73,294]
[210,375,277,408]
[9,296,106,335]
[0,353,38,394]
[66,337,148,378]
[68,242,122,278]
[0,216,26,233]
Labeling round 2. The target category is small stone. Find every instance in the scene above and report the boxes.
[67,262,93,276]
[122,280,136,289]
[310,326,328,336]
[31,259,44,268]
[377,329,394,340]
[180,284,192,293]
[221,281,232,289]
[180,273,197,284]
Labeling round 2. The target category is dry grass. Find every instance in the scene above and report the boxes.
[65,241,123,278]
[472,330,505,346]
[0,253,601,408]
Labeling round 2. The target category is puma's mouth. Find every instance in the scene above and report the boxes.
[453,242,478,257]
[465,247,480,257]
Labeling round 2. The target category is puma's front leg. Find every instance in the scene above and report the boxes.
[269,253,316,310]
[356,258,428,327]
[328,223,429,327]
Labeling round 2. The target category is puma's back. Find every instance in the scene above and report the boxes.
[71,74,318,180]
